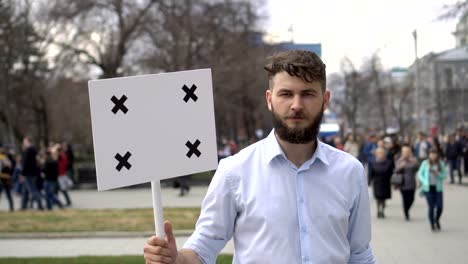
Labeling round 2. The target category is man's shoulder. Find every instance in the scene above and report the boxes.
[219,139,265,170]
[320,141,363,170]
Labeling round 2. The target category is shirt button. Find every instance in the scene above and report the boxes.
[299,197,304,203]
[301,227,307,233]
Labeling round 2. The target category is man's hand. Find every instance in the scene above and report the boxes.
[144,221,178,264]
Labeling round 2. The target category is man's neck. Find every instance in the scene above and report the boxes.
[275,132,317,168]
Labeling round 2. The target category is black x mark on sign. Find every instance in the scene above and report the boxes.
[115,151,132,171]
[111,95,128,114]
[182,84,198,102]
[186,140,201,158]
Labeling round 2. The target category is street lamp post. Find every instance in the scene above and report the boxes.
[413,29,420,132]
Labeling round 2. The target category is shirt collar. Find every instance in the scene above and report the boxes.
[310,140,330,166]
[263,129,330,166]
[263,129,285,164]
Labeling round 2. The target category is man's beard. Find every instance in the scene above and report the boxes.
[272,104,324,144]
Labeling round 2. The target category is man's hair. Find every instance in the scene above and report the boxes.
[264,50,326,92]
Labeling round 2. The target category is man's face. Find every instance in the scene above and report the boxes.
[22,138,30,149]
[266,71,329,144]
[417,133,424,141]
[401,146,411,158]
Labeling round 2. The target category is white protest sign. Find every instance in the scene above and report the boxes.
[88,69,218,191]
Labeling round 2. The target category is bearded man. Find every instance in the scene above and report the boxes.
[144,50,376,264]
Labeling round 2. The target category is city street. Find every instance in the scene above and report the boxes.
[1,181,467,263]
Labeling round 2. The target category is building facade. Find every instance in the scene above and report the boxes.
[409,47,468,135]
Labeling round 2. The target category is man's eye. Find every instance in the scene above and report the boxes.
[303,92,317,97]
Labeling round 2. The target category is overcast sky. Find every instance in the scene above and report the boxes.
[265,0,460,73]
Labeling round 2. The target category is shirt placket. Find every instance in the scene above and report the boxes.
[295,165,311,264]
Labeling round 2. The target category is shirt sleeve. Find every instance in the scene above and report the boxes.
[183,158,238,264]
[347,165,376,264]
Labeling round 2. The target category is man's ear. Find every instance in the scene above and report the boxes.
[266,89,272,111]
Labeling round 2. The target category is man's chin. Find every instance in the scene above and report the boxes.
[285,123,310,130]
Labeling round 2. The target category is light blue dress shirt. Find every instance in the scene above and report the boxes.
[183,130,376,264]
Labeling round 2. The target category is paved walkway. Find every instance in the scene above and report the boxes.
[0,185,206,210]
[1,182,468,263]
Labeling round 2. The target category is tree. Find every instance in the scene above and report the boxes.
[387,75,414,136]
[46,0,159,79]
[141,0,268,141]
[331,57,371,136]
[439,1,468,20]
[368,54,388,132]
[0,0,50,146]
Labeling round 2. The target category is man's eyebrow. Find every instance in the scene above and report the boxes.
[276,88,291,92]
[302,87,316,91]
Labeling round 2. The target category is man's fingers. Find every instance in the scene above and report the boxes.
[144,252,173,264]
[144,244,172,257]
[147,236,168,247]
[144,222,177,264]
[165,221,176,246]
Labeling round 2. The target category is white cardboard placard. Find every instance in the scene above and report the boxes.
[88,69,218,191]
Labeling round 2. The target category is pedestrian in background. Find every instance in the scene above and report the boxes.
[333,136,344,151]
[0,145,14,212]
[413,132,431,164]
[363,134,378,177]
[384,137,399,166]
[462,129,468,177]
[20,137,43,210]
[344,133,359,158]
[418,149,447,231]
[63,142,75,181]
[445,134,462,184]
[368,148,393,218]
[56,144,72,206]
[41,150,63,210]
[394,145,419,221]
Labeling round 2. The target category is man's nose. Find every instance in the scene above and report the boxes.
[291,95,303,111]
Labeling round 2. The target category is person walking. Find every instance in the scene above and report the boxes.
[368,148,393,218]
[394,145,419,221]
[418,149,447,231]
[144,50,376,263]
[63,142,75,181]
[20,137,43,210]
[363,134,378,177]
[56,145,72,206]
[462,130,468,177]
[41,150,63,210]
[0,146,14,211]
[176,175,191,197]
[344,134,359,158]
[445,134,462,184]
[413,132,431,164]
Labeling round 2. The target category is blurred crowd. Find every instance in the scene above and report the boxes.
[0,137,75,212]
[323,127,468,183]
[325,126,467,231]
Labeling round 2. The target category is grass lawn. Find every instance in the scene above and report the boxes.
[0,207,200,233]
[190,170,215,181]
[0,255,233,264]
